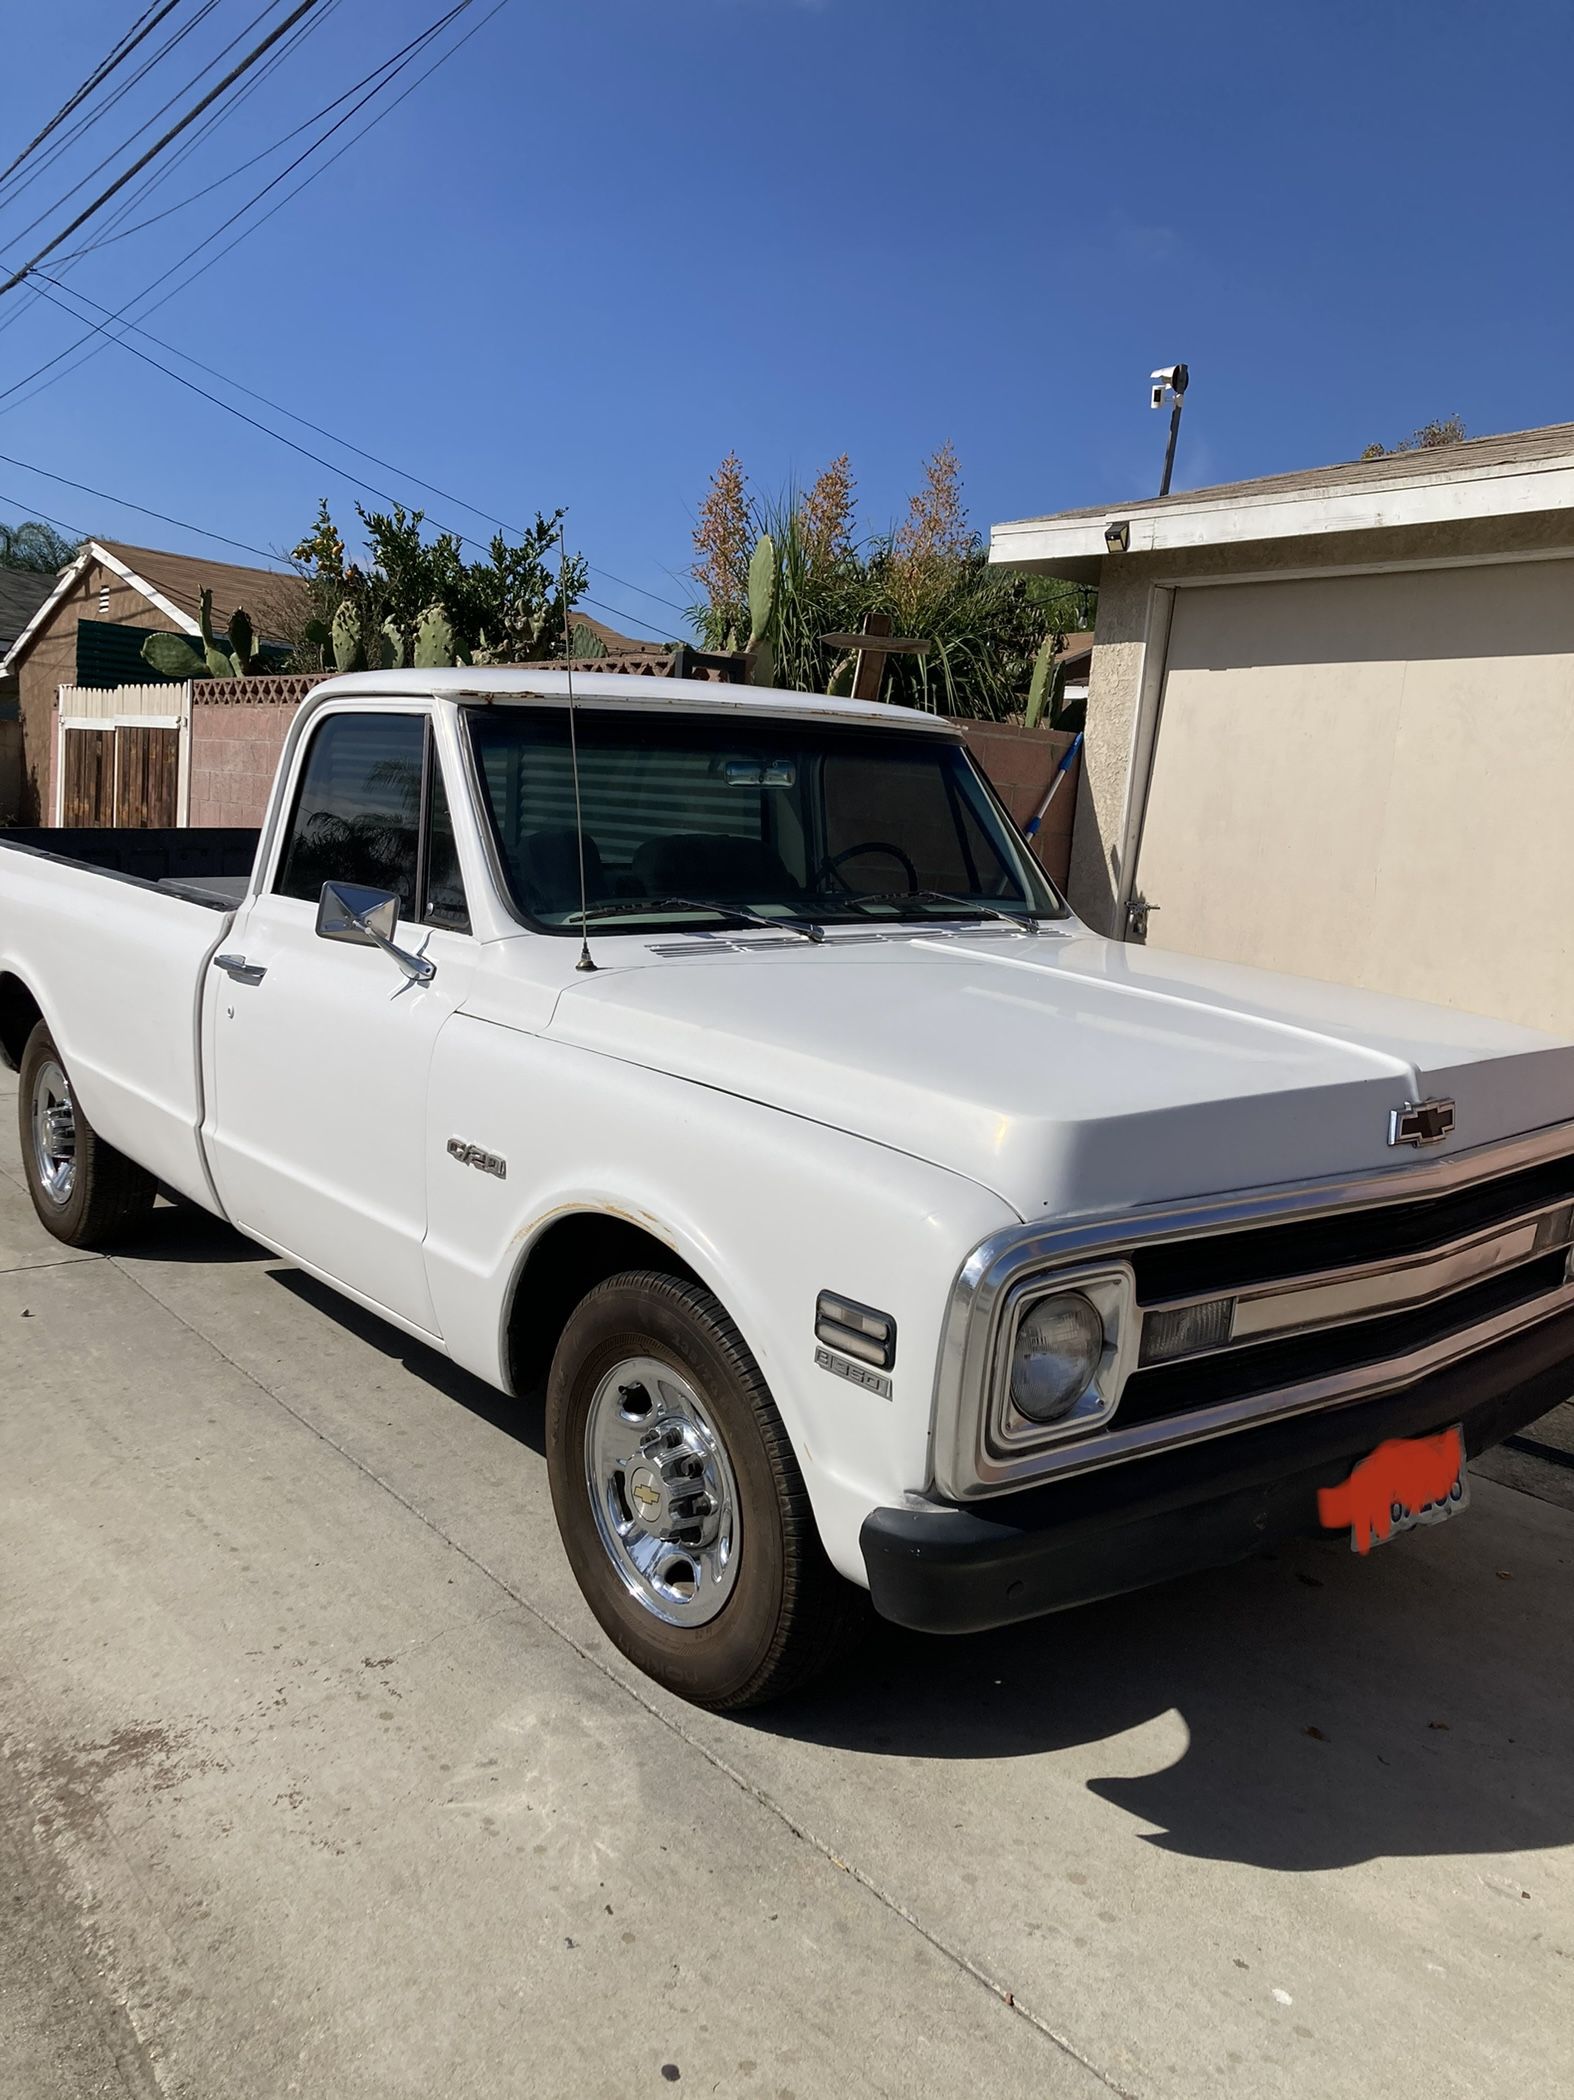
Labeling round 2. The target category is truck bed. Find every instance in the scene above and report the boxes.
[1,826,259,905]
[0,827,259,1207]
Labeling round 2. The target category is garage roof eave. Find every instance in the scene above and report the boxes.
[989,435,1574,577]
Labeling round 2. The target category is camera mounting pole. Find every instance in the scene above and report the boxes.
[1151,362,1190,498]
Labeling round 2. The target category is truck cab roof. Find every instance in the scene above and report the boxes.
[302,666,959,732]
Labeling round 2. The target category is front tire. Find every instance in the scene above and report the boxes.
[546,1270,864,1709]
[17,1021,156,1248]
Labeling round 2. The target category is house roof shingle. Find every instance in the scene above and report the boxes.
[95,539,305,635]
[0,568,56,653]
[999,421,1574,529]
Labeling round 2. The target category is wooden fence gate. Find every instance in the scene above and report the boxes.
[112,725,180,826]
[58,722,181,828]
[60,726,115,826]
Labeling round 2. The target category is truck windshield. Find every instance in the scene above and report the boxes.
[464,706,1066,936]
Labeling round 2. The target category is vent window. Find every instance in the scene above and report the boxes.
[97,584,110,616]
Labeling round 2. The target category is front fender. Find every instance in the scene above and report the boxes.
[423,1018,1018,1582]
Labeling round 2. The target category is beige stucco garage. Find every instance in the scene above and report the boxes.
[991,424,1574,1035]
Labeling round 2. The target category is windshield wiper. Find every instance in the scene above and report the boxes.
[832,889,1037,934]
[570,896,825,944]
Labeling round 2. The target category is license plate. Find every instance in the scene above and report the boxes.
[1317,1425,1469,1556]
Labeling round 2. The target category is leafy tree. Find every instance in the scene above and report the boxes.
[689,446,1095,721]
[1360,416,1467,460]
[0,517,79,572]
[288,498,587,668]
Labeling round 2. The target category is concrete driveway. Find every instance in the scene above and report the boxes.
[3,1064,1571,2100]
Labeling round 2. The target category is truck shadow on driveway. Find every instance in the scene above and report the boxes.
[126,1196,278,1264]
[759,1533,1574,1873]
[268,1266,548,1457]
[262,1256,1572,1876]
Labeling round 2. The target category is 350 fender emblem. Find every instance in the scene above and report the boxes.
[447,1138,506,1179]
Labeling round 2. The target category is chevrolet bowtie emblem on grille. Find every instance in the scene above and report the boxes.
[1388,1098,1456,1148]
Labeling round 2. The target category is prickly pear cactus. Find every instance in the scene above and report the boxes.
[413,603,456,668]
[569,620,606,660]
[140,632,205,680]
[378,618,406,670]
[227,607,255,675]
[331,600,364,673]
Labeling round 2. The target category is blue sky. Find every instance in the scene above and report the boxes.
[2,0,1572,640]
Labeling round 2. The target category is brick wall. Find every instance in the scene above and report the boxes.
[954,720,1081,889]
[188,699,303,827]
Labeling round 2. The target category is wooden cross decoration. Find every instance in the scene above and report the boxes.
[821,610,930,702]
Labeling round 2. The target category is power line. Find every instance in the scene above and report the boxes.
[0,7,679,638]
[20,269,686,617]
[0,0,342,342]
[49,0,346,260]
[0,1,229,221]
[0,447,289,565]
[0,1,183,194]
[0,1,484,406]
[52,1,417,267]
[0,0,328,303]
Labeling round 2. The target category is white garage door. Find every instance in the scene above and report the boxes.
[1132,559,1574,1035]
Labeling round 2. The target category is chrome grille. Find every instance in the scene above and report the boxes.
[933,1125,1574,1501]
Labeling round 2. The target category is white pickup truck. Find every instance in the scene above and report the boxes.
[5,670,1573,1707]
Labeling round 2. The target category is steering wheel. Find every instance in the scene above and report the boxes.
[816,839,921,895]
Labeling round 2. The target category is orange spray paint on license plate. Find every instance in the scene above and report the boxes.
[1317,1427,1467,1555]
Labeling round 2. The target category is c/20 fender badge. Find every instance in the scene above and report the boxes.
[446,1138,507,1179]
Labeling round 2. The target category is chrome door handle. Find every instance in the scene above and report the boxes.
[213,952,267,985]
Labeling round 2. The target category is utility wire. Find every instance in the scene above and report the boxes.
[0,1,229,220]
[0,4,676,636]
[0,461,663,642]
[0,1,481,405]
[0,1,342,341]
[52,0,416,266]
[0,1,183,194]
[0,447,291,565]
[21,270,685,616]
[0,0,327,302]
[44,0,347,268]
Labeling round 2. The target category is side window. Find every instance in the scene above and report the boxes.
[422,759,470,932]
[276,714,425,918]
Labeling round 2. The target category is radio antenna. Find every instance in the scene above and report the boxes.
[558,525,596,973]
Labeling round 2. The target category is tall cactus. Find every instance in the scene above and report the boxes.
[197,588,235,677]
[1024,632,1057,730]
[745,533,776,687]
[331,599,364,673]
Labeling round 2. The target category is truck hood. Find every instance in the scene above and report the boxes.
[536,927,1574,1219]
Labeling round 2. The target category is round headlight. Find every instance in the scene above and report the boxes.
[1009,1293,1104,1423]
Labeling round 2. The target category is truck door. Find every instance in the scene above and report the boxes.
[203,706,475,1335]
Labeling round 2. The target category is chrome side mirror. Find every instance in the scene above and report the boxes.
[316,881,435,986]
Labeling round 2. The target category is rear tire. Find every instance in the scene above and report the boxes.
[17,1021,156,1249]
[546,1269,866,1710]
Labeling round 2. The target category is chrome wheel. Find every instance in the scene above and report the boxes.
[30,1058,77,1206]
[584,1354,741,1627]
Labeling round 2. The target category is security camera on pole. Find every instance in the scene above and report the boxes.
[1151,363,1189,497]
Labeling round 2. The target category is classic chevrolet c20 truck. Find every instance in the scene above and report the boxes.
[4,670,1572,1707]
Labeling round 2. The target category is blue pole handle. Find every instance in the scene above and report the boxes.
[1024,730,1084,838]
